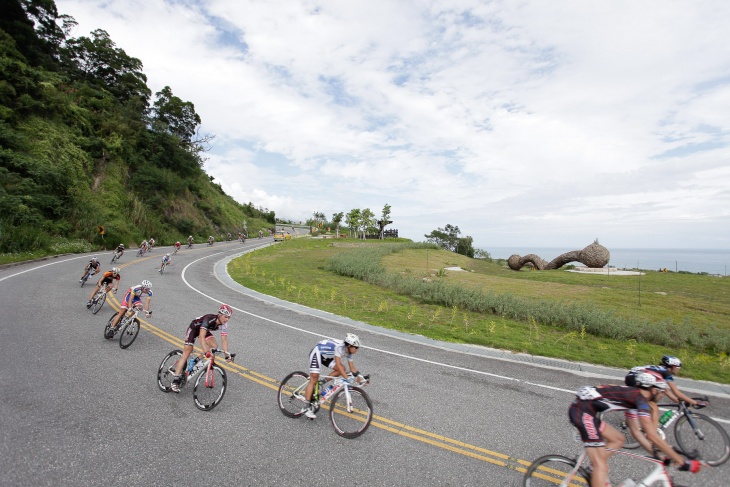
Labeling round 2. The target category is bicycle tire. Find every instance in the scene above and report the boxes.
[193,365,227,411]
[277,371,310,418]
[523,454,591,487]
[80,272,90,287]
[157,350,183,392]
[329,386,373,439]
[104,313,117,339]
[119,318,140,349]
[598,409,641,449]
[674,412,730,466]
[136,249,144,257]
[91,292,107,314]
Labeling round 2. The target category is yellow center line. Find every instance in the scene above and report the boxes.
[102,255,533,477]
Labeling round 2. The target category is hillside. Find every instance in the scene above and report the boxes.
[0,0,273,258]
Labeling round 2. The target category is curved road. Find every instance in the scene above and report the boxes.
[1,240,727,486]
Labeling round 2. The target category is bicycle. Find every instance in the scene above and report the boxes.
[157,348,235,411]
[136,247,146,257]
[159,261,169,274]
[173,246,179,255]
[89,285,114,314]
[80,268,95,287]
[524,445,696,487]
[110,249,123,264]
[599,397,730,466]
[104,303,149,349]
[277,371,372,438]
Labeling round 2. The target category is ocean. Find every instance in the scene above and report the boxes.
[487,247,729,275]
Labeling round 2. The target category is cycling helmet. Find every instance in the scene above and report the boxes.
[634,371,668,391]
[661,355,682,368]
[165,253,170,258]
[218,304,233,317]
[119,244,125,248]
[141,279,152,289]
[189,236,193,239]
[91,257,98,262]
[112,267,120,275]
[344,333,361,348]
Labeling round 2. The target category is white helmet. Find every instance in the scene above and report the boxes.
[112,267,120,275]
[165,253,170,257]
[141,279,152,289]
[91,257,98,262]
[344,333,361,348]
[634,371,668,391]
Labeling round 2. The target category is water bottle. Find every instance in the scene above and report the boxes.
[187,357,196,373]
[659,410,675,426]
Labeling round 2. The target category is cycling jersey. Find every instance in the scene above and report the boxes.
[99,271,121,285]
[625,365,675,385]
[121,284,152,309]
[183,314,228,346]
[115,245,124,252]
[569,385,652,447]
[86,261,101,272]
[308,339,352,373]
[161,255,171,264]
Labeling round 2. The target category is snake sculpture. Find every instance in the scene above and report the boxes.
[507,239,610,271]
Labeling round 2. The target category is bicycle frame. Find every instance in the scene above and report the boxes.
[180,349,232,388]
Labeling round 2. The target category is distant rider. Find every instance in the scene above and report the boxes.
[80,257,101,283]
[87,267,120,307]
[109,280,152,331]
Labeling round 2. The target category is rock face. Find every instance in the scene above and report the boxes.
[507,240,610,271]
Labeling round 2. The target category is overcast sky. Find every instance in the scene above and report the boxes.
[56,0,730,251]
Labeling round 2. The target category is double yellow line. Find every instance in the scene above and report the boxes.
[103,259,535,481]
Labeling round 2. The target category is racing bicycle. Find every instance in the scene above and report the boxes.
[136,247,146,257]
[157,348,235,411]
[158,260,169,274]
[79,268,96,287]
[524,444,700,487]
[186,241,193,249]
[599,397,730,466]
[104,303,149,349]
[88,285,114,314]
[110,249,123,264]
[277,371,372,438]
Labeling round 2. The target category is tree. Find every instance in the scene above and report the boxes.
[359,208,375,239]
[151,86,202,143]
[425,224,461,252]
[345,208,360,238]
[331,212,344,238]
[378,203,392,239]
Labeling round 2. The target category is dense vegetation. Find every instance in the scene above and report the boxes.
[229,239,730,383]
[0,0,274,260]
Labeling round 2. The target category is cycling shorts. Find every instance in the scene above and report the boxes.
[100,275,115,286]
[308,347,333,374]
[568,401,607,447]
[121,292,142,309]
[183,327,216,347]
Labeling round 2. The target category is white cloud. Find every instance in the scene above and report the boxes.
[56,0,730,249]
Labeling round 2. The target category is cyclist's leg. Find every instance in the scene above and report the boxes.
[624,409,655,452]
[304,348,322,402]
[173,344,195,377]
[88,278,102,302]
[569,403,609,487]
[111,292,133,328]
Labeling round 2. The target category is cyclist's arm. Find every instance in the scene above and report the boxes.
[221,334,231,360]
[667,382,696,406]
[639,414,684,465]
[332,356,349,378]
[199,328,210,355]
[143,295,151,313]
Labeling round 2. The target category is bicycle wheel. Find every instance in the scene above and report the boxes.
[91,292,107,314]
[674,412,730,466]
[277,371,310,418]
[193,365,227,411]
[523,454,590,487]
[329,386,373,439]
[104,313,117,339]
[157,350,183,392]
[598,410,640,449]
[80,272,89,287]
[119,318,140,349]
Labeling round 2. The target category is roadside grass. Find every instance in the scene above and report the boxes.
[228,239,730,383]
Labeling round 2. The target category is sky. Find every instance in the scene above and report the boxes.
[55,0,730,251]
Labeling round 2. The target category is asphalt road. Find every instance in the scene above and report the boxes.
[1,239,728,486]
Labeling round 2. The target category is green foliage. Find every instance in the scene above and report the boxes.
[0,1,274,255]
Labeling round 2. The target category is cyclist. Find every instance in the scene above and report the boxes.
[208,235,214,246]
[569,373,701,487]
[79,257,101,283]
[114,243,125,258]
[187,235,194,248]
[159,253,172,272]
[626,355,707,428]
[109,280,153,330]
[174,241,181,253]
[87,267,121,307]
[170,304,234,393]
[301,333,363,419]
[227,232,232,241]
[139,239,149,254]
[148,237,155,251]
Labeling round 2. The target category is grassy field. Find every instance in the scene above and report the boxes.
[228,238,730,383]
